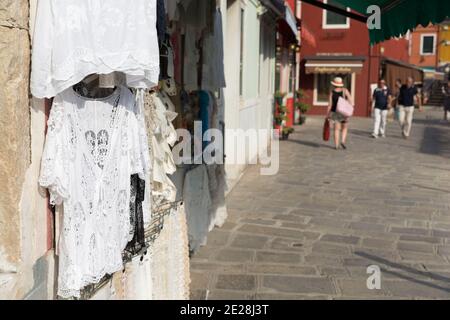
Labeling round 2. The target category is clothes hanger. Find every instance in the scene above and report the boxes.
[74,74,117,99]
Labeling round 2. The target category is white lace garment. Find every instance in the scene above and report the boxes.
[144,91,178,204]
[183,165,212,253]
[39,86,150,299]
[31,0,160,98]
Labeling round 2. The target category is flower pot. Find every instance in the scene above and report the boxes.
[299,115,306,125]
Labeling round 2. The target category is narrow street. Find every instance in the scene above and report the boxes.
[190,108,450,300]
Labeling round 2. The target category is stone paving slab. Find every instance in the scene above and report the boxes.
[190,109,450,300]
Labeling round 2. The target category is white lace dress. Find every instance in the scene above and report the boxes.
[183,165,212,253]
[31,0,159,98]
[39,86,150,299]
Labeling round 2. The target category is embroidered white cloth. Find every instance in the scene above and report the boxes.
[183,165,212,253]
[123,256,153,300]
[150,206,190,300]
[207,164,228,231]
[144,91,178,204]
[39,86,150,299]
[31,0,160,98]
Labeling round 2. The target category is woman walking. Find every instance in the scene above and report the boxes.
[327,77,354,150]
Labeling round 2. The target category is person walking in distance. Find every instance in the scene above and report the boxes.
[393,79,403,120]
[371,79,392,138]
[442,79,450,121]
[327,77,354,150]
[398,77,421,139]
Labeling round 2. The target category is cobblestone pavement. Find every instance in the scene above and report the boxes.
[190,108,450,300]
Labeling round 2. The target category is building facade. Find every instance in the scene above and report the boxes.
[274,0,299,127]
[299,0,421,117]
[0,0,286,299]
[409,25,440,70]
[223,0,279,189]
[438,21,450,67]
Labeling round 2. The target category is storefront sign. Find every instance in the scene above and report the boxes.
[310,66,353,73]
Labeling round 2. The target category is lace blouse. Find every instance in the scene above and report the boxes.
[31,0,160,98]
[144,91,178,203]
[39,86,150,299]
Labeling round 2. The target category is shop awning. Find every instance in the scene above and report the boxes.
[333,0,450,44]
[422,68,445,81]
[301,0,450,44]
[270,0,299,45]
[284,5,298,37]
[382,58,424,87]
[260,0,285,17]
[304,55,366,74]
[261,0,299,44]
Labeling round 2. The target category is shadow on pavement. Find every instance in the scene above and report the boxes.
[419,127,450,159]
[410,183,450,194]
[285,139,336,149]
[414,118,450,127]
[419,164,450,172]
[347,129,371,139]
[355,251,450,294]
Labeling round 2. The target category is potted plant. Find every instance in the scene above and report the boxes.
[274,114,284,126]
[295,89,311,125]
[296,102,310,125]
[274,91,287,106]
[281,126,294,140]
[274,101,294,140]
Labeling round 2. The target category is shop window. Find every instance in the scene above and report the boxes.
[420,34,436,55]
[288,64,294,94]
[313,73,352,106]
[275,62,281,92]
[322,0,350,29]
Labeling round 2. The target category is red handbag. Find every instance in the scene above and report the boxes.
[323,118,330,141]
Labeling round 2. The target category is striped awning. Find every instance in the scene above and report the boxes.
[304,55,366,74]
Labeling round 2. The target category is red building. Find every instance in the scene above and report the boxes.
[275,0,300,127]
[299,0,421,117]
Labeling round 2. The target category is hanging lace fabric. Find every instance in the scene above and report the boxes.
[150,204,190,300]
[143,90,178,205]
[126,174,146,253]
[142,90,190,300]
[31,0,160,98]
[201,8,226,91]
[184,164,212,253]
[39,86,151,299]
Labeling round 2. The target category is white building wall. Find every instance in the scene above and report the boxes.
[223,0,276,191]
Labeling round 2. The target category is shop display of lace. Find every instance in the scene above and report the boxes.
[126,174,147,253]
[143,91,190,300]
[31,0,160,98]
[150,204,190,300]
[39,86,150,299]
[144,91,177,204]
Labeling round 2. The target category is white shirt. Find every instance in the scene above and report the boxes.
[31,0,160,98]
[39,86,150,298]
